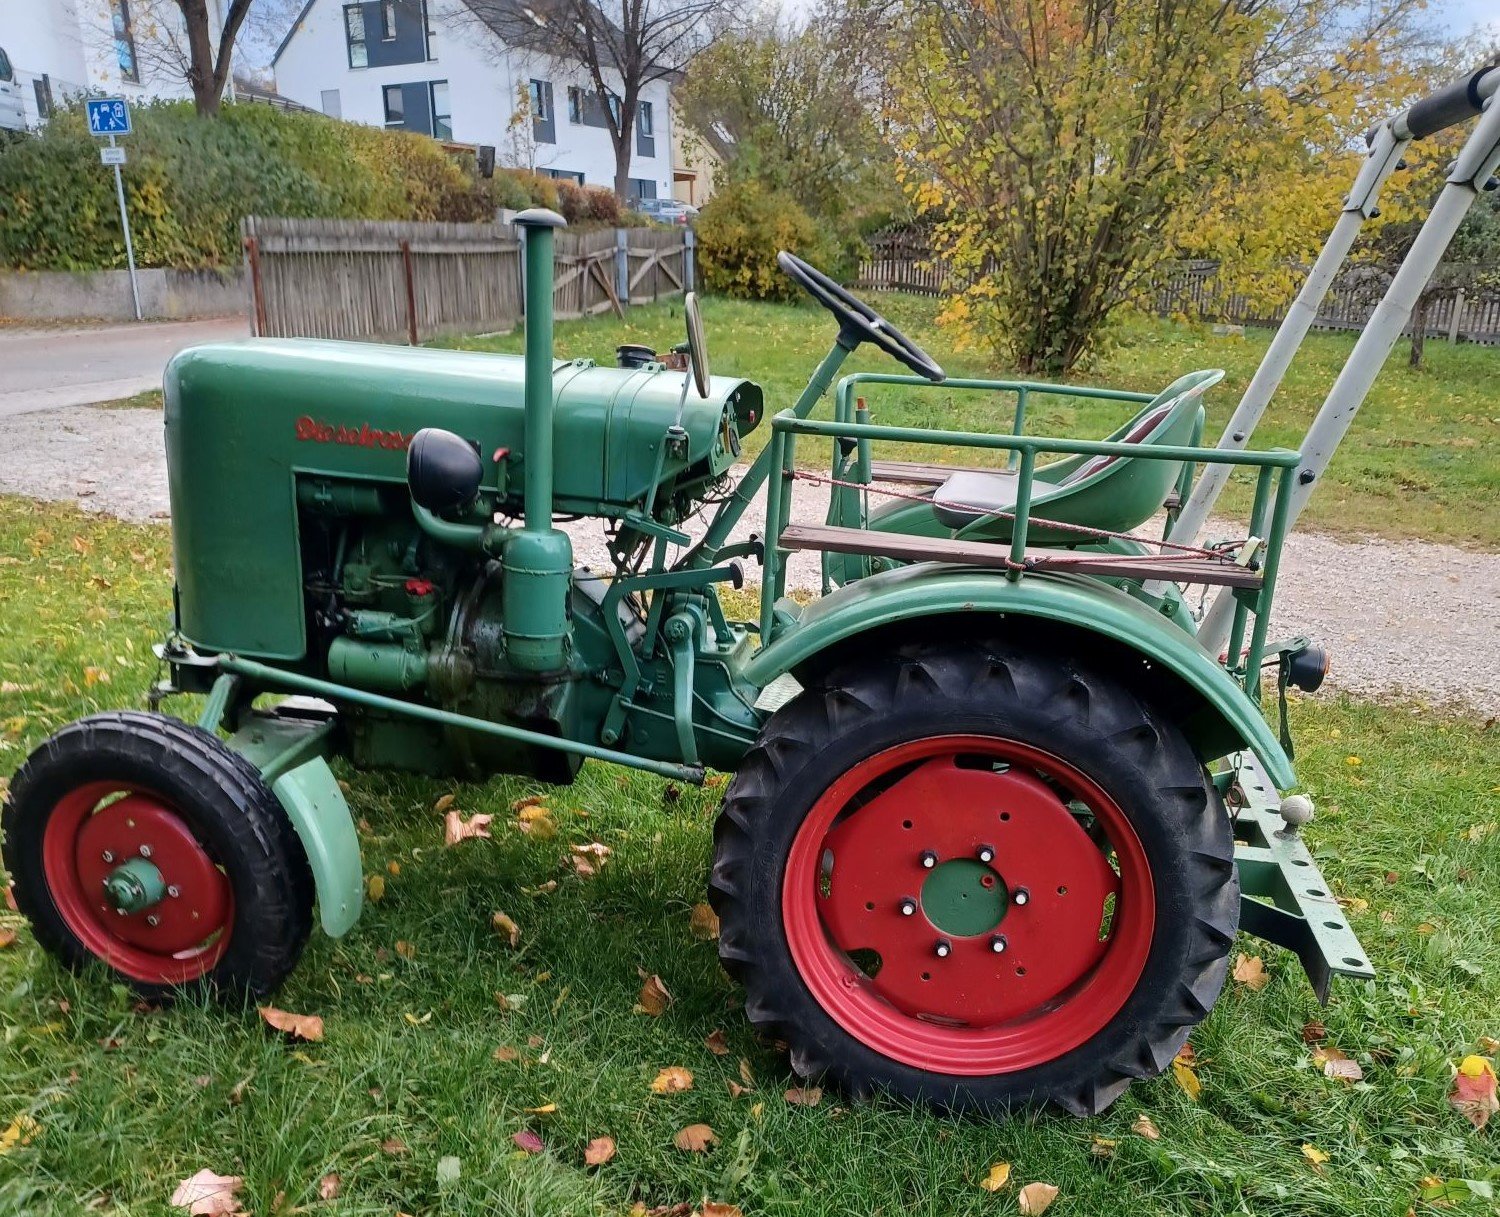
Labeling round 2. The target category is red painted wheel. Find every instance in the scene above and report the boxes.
[710,640,1239,1115]
[3,712,314,1001]
[41,782,234,985]
[782,736,1153,1075]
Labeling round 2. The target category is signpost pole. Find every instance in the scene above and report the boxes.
[109,133,142,322]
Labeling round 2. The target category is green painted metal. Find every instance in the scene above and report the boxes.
[102,856,167,914]
[162,342,761,660]
[922,859,1007,937]
[742,564,1297,789]
[218,654,707,783]
[196,673,240,733]
[226,712,362,937]
[327,636,429,692]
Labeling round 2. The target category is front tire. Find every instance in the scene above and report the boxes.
[2,711,314,1002]
[710,640,1238,1115]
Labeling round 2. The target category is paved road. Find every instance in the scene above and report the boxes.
[0,318,248,417]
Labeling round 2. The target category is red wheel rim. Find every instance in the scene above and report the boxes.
[782,735,1154,1075]
[41,781,234,985]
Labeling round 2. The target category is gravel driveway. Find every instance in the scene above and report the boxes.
[4,404,1496,713]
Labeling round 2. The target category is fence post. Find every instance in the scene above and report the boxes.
[615,229,630,305]
[400,238,419,346]
[684,227,696,292]
[242,231,267,337]
[1448,287,1466,343]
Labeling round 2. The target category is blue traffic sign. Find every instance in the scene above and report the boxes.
[86,98,131,136]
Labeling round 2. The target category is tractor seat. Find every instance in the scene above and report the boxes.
[930,369,1221,538]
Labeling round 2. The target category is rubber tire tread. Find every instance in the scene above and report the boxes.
[708,639,1239,1115]
[2,711,314,1003]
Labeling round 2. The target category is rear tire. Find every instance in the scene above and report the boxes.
[709,640,1238,1115]
[2,711,313,1003]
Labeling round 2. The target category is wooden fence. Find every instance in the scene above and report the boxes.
[242,216,695,342]
[856,227,1500,346]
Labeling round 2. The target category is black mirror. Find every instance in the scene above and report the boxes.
[685,291,710,398]
[407,428,483,515]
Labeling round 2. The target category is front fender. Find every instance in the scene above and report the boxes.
[744,564,1294,789]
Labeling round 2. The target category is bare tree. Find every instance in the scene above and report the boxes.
[123,0,259,115]
[466,0,739,198]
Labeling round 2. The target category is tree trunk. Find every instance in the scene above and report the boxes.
[1409,291,1429,369]
[612,112,635,202]
[181,0,221,117]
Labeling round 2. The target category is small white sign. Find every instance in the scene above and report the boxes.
[100,146,126,166]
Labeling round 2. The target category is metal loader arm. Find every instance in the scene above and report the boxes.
[1169,61,1500,560]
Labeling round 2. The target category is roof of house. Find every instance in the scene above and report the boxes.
[272,0,319,65]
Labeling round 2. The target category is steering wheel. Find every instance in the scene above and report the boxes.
[777,251,945,383]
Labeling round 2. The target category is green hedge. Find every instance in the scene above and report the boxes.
[695,180,836,302]
[0,101,559,271]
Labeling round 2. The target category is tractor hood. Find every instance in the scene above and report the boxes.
[163,338,764,660]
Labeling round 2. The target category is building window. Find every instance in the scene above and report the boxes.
[607,93,620,125]
[541,168,584,185]
[567,85,582,124]
[381,0,397,39]
[529,79,551,124]
[423,0,436,58]
[430,80,451,139]
[111,0,139,82]
[320,88,342,118]
[630,178,657,201]
[34,76,55,119]
[383,83,404,127]
[344,5,368,68]
[638,100,653,137]
[0,46,12,82]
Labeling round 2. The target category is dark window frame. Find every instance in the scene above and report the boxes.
[33,76,55,119]
[381,0,397,40]
[344,4,368,68]
[382,82,404,126]
[638,100,653,137]
[529,78,552,124]
[429,79,451,139]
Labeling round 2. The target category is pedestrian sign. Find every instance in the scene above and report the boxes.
[86,98,131,136]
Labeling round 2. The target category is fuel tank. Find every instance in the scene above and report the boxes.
[163,339,763,661]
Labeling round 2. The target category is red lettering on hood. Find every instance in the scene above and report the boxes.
[295,415,414,451]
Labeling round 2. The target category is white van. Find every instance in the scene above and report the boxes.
[0,47,26,132]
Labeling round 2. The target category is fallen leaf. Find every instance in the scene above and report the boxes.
[492,911,521,947]
[783,1086,822,1107]
[726,1080,751,1098]
[366,874,386,902]
[493,1045,521,1063]
[444,810,493,846]
[1323,1056,1364,1083]
[169,1169,244,1215]
[512,1130,544,1154]
[318,1173,341,1200]
[1480,1036,1500,1054]
[673,1123,717,1153]
[1449,1055,1498,1130]
[511,794,547,811]
[433,793,457,815]
[394,940,416,961]
[1171,1049,1201,1100]
[699,1205,743,1217]
[1301,1143,1329,1167]
[583,1135,616,1166]
[1301,1019,1327,1043]
[1232,954,1269,991]
[1090,1135,1117,1158]
[436,1155,461,1188]
[569,842,611,877]
[978,1162,1011,1192]
[0,928,15,950]
[689,902,720,940]
[83,666,110,687]
[737,1058,755,1088]
[515,807,557,839]
[637,974,673,1017]
[524,1102,557,1116]
[650,1066,694,1094]
[1018,1182,1059,1215]
[704,1029,729,1056]
[380,1138,407,1155]
[1131,1113,1160,1140]
[258,1006,324,1042]
[0,1114,39,1154]
[387,860,400,876]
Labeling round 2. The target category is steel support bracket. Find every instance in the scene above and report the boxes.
[1231,753,1373,1003]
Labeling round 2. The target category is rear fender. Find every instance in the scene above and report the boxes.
[744,564,1294,789]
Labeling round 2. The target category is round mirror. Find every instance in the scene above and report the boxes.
[685,291,710,398]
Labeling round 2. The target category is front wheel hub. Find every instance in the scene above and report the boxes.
[102,856,167,915]
[784,736,1155,1075]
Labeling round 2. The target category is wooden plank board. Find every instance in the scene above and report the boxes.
[778,523,1262,588]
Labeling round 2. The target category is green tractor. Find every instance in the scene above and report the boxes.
[6,66,1497,1116]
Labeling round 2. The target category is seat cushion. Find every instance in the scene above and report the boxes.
[1071,403,1173,481]
[932,469,1021,529]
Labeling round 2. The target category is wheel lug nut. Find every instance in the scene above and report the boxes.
[919,850,938,869]
[1013,888,1030,906]
[934,939,952,958]
[101,850,115,863]
[977,844,995,864]
[898,897,917,917]
[167,885,180,898]
[138,845,152,859]
[145,915,159,927]
[990,935,1007,953]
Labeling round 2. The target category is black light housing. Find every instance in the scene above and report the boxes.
[1286,641,1331,692]
[407,428,483,516]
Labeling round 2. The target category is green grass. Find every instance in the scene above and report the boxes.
[1,501,1497,1216]
[95,390,163,411]
[442,297,1500,549]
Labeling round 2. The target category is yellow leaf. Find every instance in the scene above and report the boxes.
[650,1066,694,1094]
[366,874,386,902]
[1131,1113,1161,1140]
[0,1114,39,1154]
[1232,953,1269,991]
[1018,1182,1059,1215]
[978,1162,1011,1192]
[524,1102,557,1115]
[689,902,720,940]
[1301,1143,1329,1166]
[394,940,416,960]
[83,666,110,687]
[492,911,521,947]
[434,793,457,815]
[1172,1055,1201,1100]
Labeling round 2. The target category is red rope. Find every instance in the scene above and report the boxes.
[791,469,1245,564]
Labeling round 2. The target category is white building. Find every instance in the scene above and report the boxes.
[0,0,229,129]
[272,0,676,201]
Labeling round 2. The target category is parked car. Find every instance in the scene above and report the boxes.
[635,198,699,226]
[0,48,25,132]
